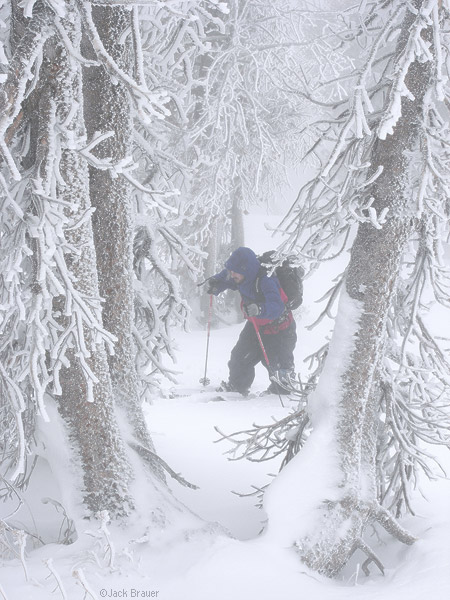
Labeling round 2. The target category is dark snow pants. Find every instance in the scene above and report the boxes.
[228,319,297,394]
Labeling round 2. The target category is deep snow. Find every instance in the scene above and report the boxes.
[146,316,450,600]
[1,209,450,599]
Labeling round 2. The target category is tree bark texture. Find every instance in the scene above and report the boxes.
[297,3,431,576]
[81,7,164,480]
[36,12,133,517]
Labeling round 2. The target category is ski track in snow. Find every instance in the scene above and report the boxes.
[147,323,295,541]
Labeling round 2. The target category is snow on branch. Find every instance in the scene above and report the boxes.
[133,219,199,395]
[378,0,436,140]
[72,569,98,600]
[0,5,54,179]
[128,440,198,489]
[320,3,406,176]
[149,0,317,283]
[377,221,450,515]
[215,406,310,467]
[43,558,68,599]
[279,0,450,267]
[77,0,171,124]
[0,6,141,487]
[89,0,230,13]
[270,3,450,537]
[54,17,99,68]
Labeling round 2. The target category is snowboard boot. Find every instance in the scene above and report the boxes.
[262,381,289,396]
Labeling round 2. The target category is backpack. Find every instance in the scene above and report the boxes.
[257,251,304,311]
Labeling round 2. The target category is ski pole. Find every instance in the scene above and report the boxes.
[249,317,270,368]
[249,317,285,408]
[200,294,213,386]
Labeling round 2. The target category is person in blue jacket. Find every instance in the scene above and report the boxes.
[206,247,297,395]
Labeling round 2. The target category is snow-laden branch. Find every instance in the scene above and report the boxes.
[321,3,406,176]
[133,220,198,395]
[43,559,68,600]
[77,0,171,123]
[378,0,436,140]
[215,408,310,465]
[54,17,99,68]
[0,5,54,179]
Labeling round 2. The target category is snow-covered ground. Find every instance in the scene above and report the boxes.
[146,318,450,600]
[1,209,450,599]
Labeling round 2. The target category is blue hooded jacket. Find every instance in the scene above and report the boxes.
[211,247,286,321]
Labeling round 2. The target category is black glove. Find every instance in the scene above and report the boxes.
[206,278,220,295]
[244,303,260,318]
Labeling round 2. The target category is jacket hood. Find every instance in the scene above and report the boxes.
[224,247,260,283]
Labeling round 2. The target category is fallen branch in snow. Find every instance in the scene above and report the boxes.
[352,500,417,576]
[353,538,385,576]
[373,503,417,545]
[298,493,418,578]
[230,480,275,510]
[128,441,199,489]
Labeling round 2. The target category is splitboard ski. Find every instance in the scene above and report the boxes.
[207,391,260,401]
[207,389,291,402]
[165,387,293,402]
[164,389,258,401]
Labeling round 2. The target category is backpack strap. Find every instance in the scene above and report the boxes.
[255,268,289,311]
[255,266,267,303]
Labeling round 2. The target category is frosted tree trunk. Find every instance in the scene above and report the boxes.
[268,5,430,576]
[40,14,133,517]
[230,186,245,319]
[81,7,164,479]
[231,184,245,251]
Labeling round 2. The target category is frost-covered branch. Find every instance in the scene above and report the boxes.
[44,558,68,600]
[72,568,98,600]
[148,0,318,286]
[243,1,450,576]
[77,0,171,123]
[0,3,54,179]
[133,220,198,396]
[215,408,310,467]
